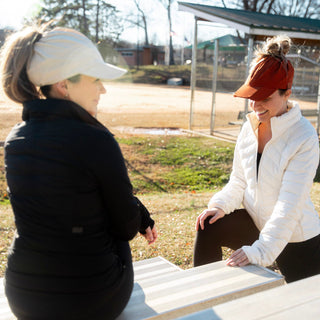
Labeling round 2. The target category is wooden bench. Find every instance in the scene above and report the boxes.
[0,257,284,320]
[175,274,320,319]
[229,109,318,125]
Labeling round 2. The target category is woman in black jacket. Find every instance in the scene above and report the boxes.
[1,25,157,320]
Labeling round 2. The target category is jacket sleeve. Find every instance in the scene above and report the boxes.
[208,128,247,213]
[242,133,319,266]
[86,130,154,241]
[135,197,155,234]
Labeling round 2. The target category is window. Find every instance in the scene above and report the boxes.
[121,52,134,56]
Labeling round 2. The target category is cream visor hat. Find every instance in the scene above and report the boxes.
[27,28,126,86]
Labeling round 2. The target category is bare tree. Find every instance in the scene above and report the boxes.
[233,0,320,17]
[95,0,101,42]
[135,0,149,45]
[80,0,91,36]
[31,0,124,44]
[157,0,175,65]
[273,0,320,18]
[233,0,275,13]
[124,0,150,45]
[94,1,124,45]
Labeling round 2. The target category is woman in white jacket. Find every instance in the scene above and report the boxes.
[194,35,320,283]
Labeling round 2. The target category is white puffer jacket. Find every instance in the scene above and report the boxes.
[208,101,320,266]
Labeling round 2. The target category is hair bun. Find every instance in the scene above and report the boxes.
[253,35,292,64]
[265,35,291,58]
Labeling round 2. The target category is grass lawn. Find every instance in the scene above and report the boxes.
[1,134,320,276]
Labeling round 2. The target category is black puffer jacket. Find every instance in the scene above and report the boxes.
[4,98,154,294]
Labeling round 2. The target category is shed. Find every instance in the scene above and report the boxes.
[116,46,165,67]
[186,34,247,64]
[178,2,320,135]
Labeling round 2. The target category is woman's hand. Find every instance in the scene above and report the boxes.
[196,207,226,231]
[226,248,250,267]
[142,226,158,245]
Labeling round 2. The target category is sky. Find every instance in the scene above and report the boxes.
[0,0,40,29]
[0,0,234,46]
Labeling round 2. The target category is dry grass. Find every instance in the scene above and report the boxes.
[2,183,320,276]
[0,205,15,275]
[130,192,211,269]
[0,112,21,141]
[132,182,320,269]
[0,147,6,201]
[310,182,320,213]
[0,191,211,275]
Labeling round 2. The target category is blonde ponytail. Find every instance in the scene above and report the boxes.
[0,26,45,103]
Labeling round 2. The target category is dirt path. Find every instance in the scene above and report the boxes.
[99,82,318,134]
[0,82,317,140]
[101,82,317,113]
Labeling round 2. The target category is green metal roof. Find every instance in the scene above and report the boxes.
[178,2,320,41]
[186,34,246,51]
[198,34,244,48]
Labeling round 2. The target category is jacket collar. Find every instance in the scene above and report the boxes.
[247,101,302,139]
[22,98,106,131]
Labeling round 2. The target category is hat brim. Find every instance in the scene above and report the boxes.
[82,62,127,81]
[234,83,276,101]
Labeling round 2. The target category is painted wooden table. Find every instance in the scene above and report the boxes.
[175,273,320,320]
[117,259,284,320]
[0,257,284,320]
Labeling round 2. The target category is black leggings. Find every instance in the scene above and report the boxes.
[194,209,320,283]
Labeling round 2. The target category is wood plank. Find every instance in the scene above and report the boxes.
[175,274,320,320]
[133,256,182,281]
[116,261,284,320]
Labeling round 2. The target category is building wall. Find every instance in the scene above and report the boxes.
[118,46,165,66]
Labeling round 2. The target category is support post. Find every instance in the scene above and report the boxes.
[243,36,254,121]
[210,39,219,135]
[189,17,198,130]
